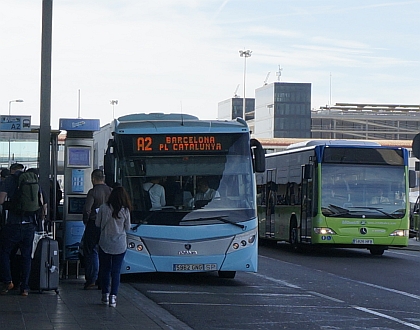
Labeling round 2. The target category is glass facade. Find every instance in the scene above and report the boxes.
[0,131,39,169]
[217,98,255,121]
[254,82,311,138]
[311,106,420,140]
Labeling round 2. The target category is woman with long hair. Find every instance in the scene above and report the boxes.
[95,186,132,307]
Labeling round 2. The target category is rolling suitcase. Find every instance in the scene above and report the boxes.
[29,236,59,293]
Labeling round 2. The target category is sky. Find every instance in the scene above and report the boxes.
[1,0,420,129]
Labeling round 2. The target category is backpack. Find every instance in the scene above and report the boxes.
[8,171,42,215]
[144,183,155,211]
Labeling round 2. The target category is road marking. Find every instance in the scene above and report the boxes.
[257,254,420,328]
[158,302,345,308]
[353,306,420,329]
[148,290,311,297]
[307,291,344,303]
[333,275,420,301]
[251,272,301,289]
[260,254,420,300]
[389,250,420,257]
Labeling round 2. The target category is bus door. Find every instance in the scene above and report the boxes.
[265,169,276,238]
[300,164,313,243]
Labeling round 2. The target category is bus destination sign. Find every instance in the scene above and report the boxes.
[134,135,229,153]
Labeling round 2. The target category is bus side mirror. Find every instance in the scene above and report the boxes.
[250,138,265,173]
[303,164,313,180]
[104,140,116,187]
[409,169,417,188]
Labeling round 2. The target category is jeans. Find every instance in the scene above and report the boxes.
[98,247,125,296]
[83,221,100,285]
[0,223,35,291]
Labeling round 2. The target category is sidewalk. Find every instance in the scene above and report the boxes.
[0,277,192,330]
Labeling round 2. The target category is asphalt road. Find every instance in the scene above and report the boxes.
[124,244,420,330]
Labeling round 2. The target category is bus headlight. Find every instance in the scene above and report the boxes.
[390,229,409,237]
[127,234,148,254]
[228,229,257,253]
[314,227,336,235]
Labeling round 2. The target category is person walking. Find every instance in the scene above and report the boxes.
[82,169,112,290]
[0,163,40,296]
[95,186,132,307]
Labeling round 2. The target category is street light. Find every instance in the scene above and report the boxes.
[110,100,118,119]
[239,50,252,119]
[8,99,24,167]
[8,99,24,115]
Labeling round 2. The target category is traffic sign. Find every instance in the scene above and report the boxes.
[0,115,31,131]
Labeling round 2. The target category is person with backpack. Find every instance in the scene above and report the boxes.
[82,169,112,290]
[0,163,42,296]
[143,177,166,210]
[96,186,132,307]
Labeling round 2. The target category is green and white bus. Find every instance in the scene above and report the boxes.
[257,140,416,255]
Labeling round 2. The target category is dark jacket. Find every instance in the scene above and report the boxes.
[82,183,112,225]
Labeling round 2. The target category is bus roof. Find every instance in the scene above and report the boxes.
[114,113,250,134]
[286,139,381,150]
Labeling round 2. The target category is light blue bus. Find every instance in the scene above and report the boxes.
[100,113,265,278]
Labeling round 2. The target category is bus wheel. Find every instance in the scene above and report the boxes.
[218,271,236,279]
[289,218,299,249]
[369,247,385,256]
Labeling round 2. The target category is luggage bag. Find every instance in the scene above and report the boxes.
[29,236,59,293]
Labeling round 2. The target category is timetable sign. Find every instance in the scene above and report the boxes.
[0,115,31,131]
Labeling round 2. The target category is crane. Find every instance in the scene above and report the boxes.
[233,84,240,98]
[264,72,270,85]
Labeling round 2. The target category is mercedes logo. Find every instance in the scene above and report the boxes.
[360,228,367,235]
[185,244,191,250]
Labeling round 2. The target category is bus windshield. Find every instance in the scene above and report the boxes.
[119,133,256,225]
[321,164,406,218]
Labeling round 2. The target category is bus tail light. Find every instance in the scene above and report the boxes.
[389,229,409,237]
[314,227,336,235]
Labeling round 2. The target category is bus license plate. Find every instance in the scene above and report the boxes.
[173,264,217,271]
[352,239,374,244]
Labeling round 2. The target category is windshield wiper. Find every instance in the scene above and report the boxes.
[351,206,398,219]
[182,215,245,229]
[323,204,351,216]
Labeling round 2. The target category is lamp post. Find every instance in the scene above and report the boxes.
[8,99,24,167]
[239,49,252,118]
[8,99,24,115]
[110,100,118,119]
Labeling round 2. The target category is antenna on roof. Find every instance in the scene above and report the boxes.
[329,72,332,106]
[180,101,184,125]
[276,65,283,82]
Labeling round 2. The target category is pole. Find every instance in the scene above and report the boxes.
[39,0,53,222]
[239,50,252,119]
[7,100,24,167]
[110,100,118,119]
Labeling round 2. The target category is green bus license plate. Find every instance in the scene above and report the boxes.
[173,264,217,271]
[352,239,374,244]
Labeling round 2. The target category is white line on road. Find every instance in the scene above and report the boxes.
[148,290,311,297]
[353,306,420,329]
[257,255,420,328]
[251,272,301,289]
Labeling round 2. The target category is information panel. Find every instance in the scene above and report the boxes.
[67,147,91,167]
[128,134,240,155]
